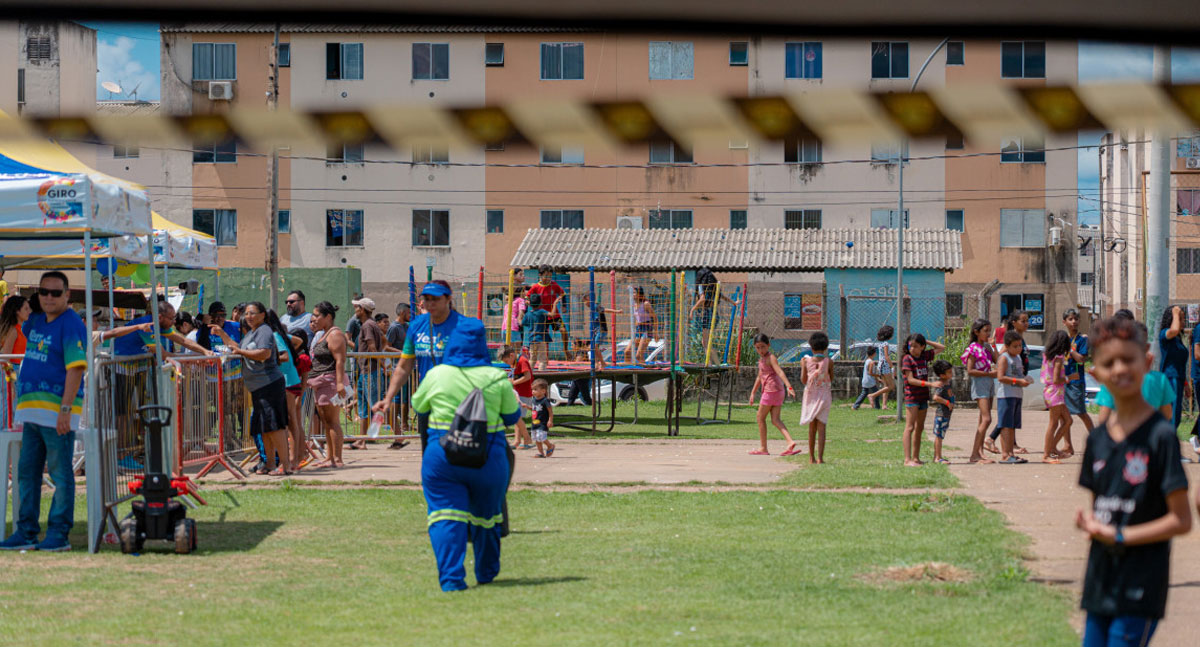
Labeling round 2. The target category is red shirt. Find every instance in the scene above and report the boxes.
[527,282,564,313]
[512,356,534,398]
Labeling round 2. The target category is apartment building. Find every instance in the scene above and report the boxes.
[1099,129,1200,318]
[1078,222,1099,314]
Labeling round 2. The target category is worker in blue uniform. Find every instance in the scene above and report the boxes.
[410,318,521,591]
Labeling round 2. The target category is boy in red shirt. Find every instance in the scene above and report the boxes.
[501,345,534,449]
[526,265,569,359]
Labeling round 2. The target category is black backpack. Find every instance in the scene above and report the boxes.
[440,369,505,468]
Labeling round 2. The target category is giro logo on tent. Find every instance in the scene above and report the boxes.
[37,178,84,224]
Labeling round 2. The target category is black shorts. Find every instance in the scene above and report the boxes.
[249,378,289,436]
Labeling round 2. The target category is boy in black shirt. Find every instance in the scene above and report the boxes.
[929,360,954,465]
[528,378,556,458]
[1075,317,1192,646]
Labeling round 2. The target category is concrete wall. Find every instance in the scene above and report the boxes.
[288,33,486,285]
[0,22,17,115]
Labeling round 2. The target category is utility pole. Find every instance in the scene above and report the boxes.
[1098,142,1105,317]
[266,23,282,311]
[1146,45,1171,337]
[895,37,948,422]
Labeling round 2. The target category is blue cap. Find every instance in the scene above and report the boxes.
[420,282,452,297]
[442,318,491,368]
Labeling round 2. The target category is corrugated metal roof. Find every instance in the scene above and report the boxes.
[96,102,161,116]
[159,23,592,34]
[510,228,962,272]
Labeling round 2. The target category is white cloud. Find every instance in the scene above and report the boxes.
[96,35,159,101]
[1079,41,1153,83]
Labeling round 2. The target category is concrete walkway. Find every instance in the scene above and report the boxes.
[945,410,1200,646]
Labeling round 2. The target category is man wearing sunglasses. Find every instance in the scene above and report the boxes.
[280,290,311,334]
[0,272,87,552]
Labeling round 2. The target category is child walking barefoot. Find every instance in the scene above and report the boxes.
[748,334,799,456]
[1041,331,1072,464]
[800,332,835,463]
[961,319,996,464]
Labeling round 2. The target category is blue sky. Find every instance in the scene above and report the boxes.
[72,26,1200,227]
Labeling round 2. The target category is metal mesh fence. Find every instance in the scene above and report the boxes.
[93,354,156,496]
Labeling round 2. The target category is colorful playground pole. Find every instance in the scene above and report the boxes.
[722,286,741,364]
[505,268,515,345]
[704,282,721,366]
[408,266,416,314]
[476,266,484,319]
[588,267,598,430]
[734,283,748,371]
[669,269,677,372]
[609,270,617,366]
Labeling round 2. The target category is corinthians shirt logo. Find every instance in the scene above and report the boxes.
[1122,450,1149,486]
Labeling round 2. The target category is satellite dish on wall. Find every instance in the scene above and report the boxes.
[102,81,122,100]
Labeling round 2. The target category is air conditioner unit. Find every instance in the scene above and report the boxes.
[1187,157,1200,169]
[208,81,233,101]
[616,215,643,230]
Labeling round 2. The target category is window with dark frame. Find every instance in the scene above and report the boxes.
[649,41,694,80]
[1177,248,1200,274]
[648,209,693,230]
[1000,293,1046,330]
[784,138,822,164]
[486,209,504,234]
[541,145,584,164]
[193,209,237,246]
[870,208,910,229]
[17,69,24,105]
[413,144,449,164]
[945,131,964,150]
[326,42,364,80]
[649,140,692,164]
[870,41,908,79]
[277,43,291,67]
[946,209,964,232]
[540,42,584,80]
[784,209,822,230]
[193,43,236,80]
[412,209,450,246]
[327,141,364,164]
[193,140,237,164]
[946,41,964,65]
[277,209,291,234]
[729,209,747,229]
[946,293,965,317]
[412,43,450,80]
[1000,136,1045,163]
[1000,209,1046,247]
[729,42,748,66]
[1177,189,1200,216]
[26,37,51,60]
[327,209,364,247]
[485,43,505,66]
[784,42,822,79]
[1001,41,1046,79]
[1080,272,1095,286]
[539,209,585,230]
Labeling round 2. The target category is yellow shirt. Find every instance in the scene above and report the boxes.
[0,280,8,302]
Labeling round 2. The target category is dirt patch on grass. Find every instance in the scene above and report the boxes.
[859,562,974,585]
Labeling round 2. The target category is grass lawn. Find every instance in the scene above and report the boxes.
[0,488,1075,647]
[550,401,958,490]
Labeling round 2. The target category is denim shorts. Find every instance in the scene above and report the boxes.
[905,400,928,410]
[932,415,950,439]
[997,397,1023,430]
[970,376,995,400]
[1064,378,1086,415]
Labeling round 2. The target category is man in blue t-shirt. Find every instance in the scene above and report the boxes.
[0,272,88,552]
[114,301,210,357]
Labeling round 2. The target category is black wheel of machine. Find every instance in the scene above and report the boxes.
[119,517,140,554]
[618,385,649,402]
[174,519,193,554]
[186,518,197,552]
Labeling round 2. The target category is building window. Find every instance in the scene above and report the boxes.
[412,209,450,246]
[16,69,24,105]
[945,132,964,150]
[1001,41,1046,79]
[193,209,237,246]
[946,209,964,232]
[946,41,964,66]
[729,42,748,66]
[540,42,584,80]
[412,43,450,80]
[277,43,290,67]
[1178,189,1200,216]
[328,142,364,164]
[871,209,910,229]
[113,144,139,159]
[1001,136,1045,163]
[999,208,1046,248]
[649,140,692,164]
[277,209,291,234]
[1000,293,1045,330]
[1080,237,1095,256]
[648,41,694,80]
[785,209,822,230]
[730,209,747,229]
[784,42,822,79]
[649,209,693,230]
[193,140,237,164]
[327,209,364,247]
[946,293,965,317]
[26,37,51,61]
[1177,248,1200,274]
[484,141,505,152]
[193,43,236,80]
[784,138,821,164]
[540,145,584,165]
[486,209,504,234]
[871,141,905,164]
[1080,272,1095,286]
[485,43,505,66]
[326,43,364,80]
[871,41,909,79]
[413,144,449,164]
[539,209,584,230]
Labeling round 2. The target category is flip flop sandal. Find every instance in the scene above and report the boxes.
[1001,456,1028,464]
[1042,458,1062,464]
[936,458,951,464]
[1014,447,1028,455]
[546,447,555,457]
[747,449,770,455]
[780,448,803,456]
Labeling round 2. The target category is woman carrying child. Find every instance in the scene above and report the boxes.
[748,334,799,456]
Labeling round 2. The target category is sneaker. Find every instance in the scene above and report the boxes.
[35,536,71,552]
[387,440,409,450]
[1190,436,1200,454]
[0,534,37,551]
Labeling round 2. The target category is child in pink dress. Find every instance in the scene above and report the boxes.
[1040,330,1072,464]
[748,333,798,456]
[800,332,835,464]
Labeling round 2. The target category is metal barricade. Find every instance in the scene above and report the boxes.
[171,355,247,479]
[93,353,158,495]
[339,352,417,441]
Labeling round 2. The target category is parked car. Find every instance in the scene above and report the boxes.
[777,342,841,364]
[548,340,669,405]
[1020,344,1100,409]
